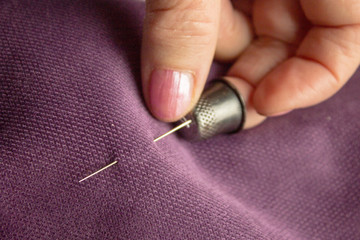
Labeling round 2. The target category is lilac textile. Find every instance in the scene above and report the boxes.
[1,0,360,239]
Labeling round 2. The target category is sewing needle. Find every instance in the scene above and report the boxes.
[79,160,118,182]
[153,119,192,142]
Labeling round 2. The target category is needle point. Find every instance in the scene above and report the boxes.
[153,119,192,142]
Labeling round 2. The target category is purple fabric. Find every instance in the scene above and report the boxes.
[1,1,360,239]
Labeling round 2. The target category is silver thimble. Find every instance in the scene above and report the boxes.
[178,79,246,140]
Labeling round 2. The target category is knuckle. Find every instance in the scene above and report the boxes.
[147,0,210,13]
[301,0,360,26]
[145,3,217,44]
[145,0,217,46]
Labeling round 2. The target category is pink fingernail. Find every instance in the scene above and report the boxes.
[270,110,291,117]
[149,69,194,121]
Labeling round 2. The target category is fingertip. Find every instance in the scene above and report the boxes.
[147,69,195,122]
[252,57,341,116]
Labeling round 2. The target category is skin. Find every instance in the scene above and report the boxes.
[141,0,360,128]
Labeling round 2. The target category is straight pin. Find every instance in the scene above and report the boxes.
[153,119,192,142]
[79,160,118,182]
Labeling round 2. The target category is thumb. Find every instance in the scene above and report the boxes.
[141,0,220,122]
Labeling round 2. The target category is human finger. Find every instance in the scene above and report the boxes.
[253,0,360,115]
[142,0,221,122]
[215,0,253,62]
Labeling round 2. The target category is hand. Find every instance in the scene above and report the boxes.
[141,0,360,128]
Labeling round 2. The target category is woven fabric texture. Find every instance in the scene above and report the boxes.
[1,1,360,239]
